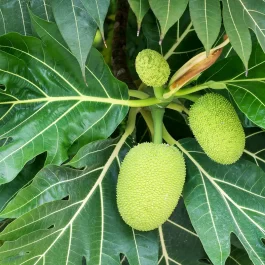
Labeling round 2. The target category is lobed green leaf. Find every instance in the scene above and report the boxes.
[179,138,265,265]
[0,137,158,265]
[222,0,265,70]
[244,129,265,172]
[0,18,128,184]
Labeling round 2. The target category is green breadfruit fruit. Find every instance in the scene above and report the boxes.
[135,49,170,87]
[189,93,245,164]
[116,143,186,231]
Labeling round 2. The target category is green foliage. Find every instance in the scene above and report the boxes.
[0,0,54,35]
[180,138,265,265]
[0,1,265,265]
[128,0,150,33]
[189,0,221,54]
[149,0,189,42]
[0,138,158,265]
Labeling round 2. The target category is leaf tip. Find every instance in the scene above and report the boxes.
[100,30,107,48]
[137,22,142,37]
[103,39,107,48]
[245,68,249,77]
[243,61,249,77]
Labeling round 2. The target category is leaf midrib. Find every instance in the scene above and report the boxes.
[237,0,265,39]
[0,44,83,97]
[32,131,129,264]
[0,96,128,106]
[224,0,248,66]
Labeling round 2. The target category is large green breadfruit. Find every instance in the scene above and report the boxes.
[117,143,185,231]
[189,93,245,164]
[135,49,170,87]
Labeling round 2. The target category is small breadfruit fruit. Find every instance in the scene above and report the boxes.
[189,93,245,164]
[135,49,170,87]
[116,143,185,231]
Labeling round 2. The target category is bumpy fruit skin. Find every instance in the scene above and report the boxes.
[189,93,245,164]
[116,143,185,231]
[135,49,170,87]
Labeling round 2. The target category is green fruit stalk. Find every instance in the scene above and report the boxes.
[135,49,170,87]
[189,93,245,164]
[117,143,185,231]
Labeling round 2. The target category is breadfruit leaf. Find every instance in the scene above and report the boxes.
[121,196,252,265]
[189,0,221,54]
[30,0,54,22]
[179,138,265,265]
[128,0,150,34]
[149,0,189,42]
[222,0,265,70]
[243,129,265,172]
[159,198,210,265]
[50,0,108,78]
[226,246,253,265]
[198,43,265,130]
[159,197,253,265]
[187,0,265,69]
[0,0,54,35]
[0,20,128,184]
[0,154,44,214]
[221,0,252,69]
[79,0,110,43]
[0,0,31,35]
[0,137,158,265]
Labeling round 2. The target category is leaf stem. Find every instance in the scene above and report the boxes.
[175,94,200,103]
[124,108,139,137]
[167,102,189,115]
[174,84,209,96]
[162,124,187,155]
[126,97,161,107]
[138,83,147,91]
[153,86,165,100]
[151,107,165,144]
[162,124,178,146]
[128,89,149,99]
[0,96,162,108]
[140,109,154,137]
[164,22,193,60]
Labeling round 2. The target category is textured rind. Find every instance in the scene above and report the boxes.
[189,93,245,164]
[117,143,186,231]
[135,49,170,87]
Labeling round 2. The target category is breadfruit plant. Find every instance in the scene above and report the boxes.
[0,0,265,265]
